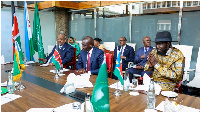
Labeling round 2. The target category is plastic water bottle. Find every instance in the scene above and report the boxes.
[7,72,15,94]
[147,78,156,109]
[123,68,130,91]
[84,93,94,112]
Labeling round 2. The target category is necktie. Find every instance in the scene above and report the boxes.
[145,48,148,54]
[87,52,90,71]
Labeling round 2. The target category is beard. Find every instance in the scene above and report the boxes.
[157,47,168,56]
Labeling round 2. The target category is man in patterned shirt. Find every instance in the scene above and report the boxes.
[144,31,184,91]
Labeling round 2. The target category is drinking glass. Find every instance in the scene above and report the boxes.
[132,79,138,92]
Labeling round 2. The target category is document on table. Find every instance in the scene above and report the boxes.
[66,73,93,88]
[155,101,200,112]
[1,94,22,105]
[26,103,84,112]
[109,81,123,90]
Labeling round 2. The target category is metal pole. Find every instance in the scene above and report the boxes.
[94,8,97,38]
[129,3,133,43]
[177,1,183,45]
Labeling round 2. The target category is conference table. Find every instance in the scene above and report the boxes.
[1,63,200,112]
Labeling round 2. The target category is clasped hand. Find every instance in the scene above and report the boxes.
[147,53,158,67]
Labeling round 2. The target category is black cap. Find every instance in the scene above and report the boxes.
[154,31,177,42]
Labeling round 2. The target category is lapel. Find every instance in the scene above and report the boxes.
[90,47,96,65]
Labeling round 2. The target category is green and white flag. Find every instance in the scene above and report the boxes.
[32,1,45,63]
[91,56,110,112]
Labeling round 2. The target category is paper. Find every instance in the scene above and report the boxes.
[1,55,6,64]
[40,64,49,67]
[129,91,139,96]
[60,83,76,94]
[1,94,22,105]
[66,73,93,88]
[109,81,123,90]
[26,103,84,112]
[1,81,19,87]
[155,101,200,112]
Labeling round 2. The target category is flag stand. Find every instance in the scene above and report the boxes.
[54,69,59,79]
[113,79,122,96]
[17,73,25,90]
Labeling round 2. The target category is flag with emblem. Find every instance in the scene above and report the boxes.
[32,1,45,63]
[113,52,123,85]
[91,55,110,112]
[52,45,62,70]
[12,1,25,82]
[24,1,35,61]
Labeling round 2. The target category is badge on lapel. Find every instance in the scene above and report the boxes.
[63,48,65,50]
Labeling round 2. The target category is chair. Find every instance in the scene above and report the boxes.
[126,43,136,51]
[172,44,194,82]
[103,42,115,51]
[63,48,76,70]
[104,50,114,78]
[187,47,200,88]
[76,41,82,50]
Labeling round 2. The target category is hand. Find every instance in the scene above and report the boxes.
[141,54,146,59]
[120,56,126,59]
[74,37,77,45]
[76,69,87,75]
[148,53,158,67]
[136,65,143,70]
[38,58,47,63]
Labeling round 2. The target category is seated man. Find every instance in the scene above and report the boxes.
[38,33,74,66]
[113,37,135,79]
[128,36,154,83]
[76,36,104,75]
[144,31,184,91]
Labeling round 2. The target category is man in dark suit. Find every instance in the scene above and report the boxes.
[113,37,135,79]
[38,33,74,65]
[76,36,104,75]
[128,36,153,82]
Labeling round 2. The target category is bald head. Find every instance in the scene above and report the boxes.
[82,36,94,52]
[143,36,151,48]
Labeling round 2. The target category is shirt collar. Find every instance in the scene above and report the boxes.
[88,47,93,55]
[166,48,172,56]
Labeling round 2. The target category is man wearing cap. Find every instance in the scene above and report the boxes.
[144,31,184,91]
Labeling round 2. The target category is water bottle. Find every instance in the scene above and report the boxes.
[7,72,15,94]
[84,93,94,112]
[123,68,130,91]
[147,78,156,109]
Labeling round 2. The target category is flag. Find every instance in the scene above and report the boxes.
[11,1,15,60]
[12,1,25,82]
[52,45,62,70]
[113,52,123,85]
[32,1,45,63]
[91,56,110,112]
[24,1,35,61]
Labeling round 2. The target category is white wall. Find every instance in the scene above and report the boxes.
[1,3,56,62]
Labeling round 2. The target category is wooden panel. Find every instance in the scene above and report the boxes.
[100,1,128,7]
[27,1,53,10]
[58,1,79,9]
[78,1,100,9]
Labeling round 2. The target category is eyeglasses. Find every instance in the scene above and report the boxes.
[119,40,126,42]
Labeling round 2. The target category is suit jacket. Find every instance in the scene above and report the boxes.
[134,46,154,67]
[113,44,135,71]
[46,43,74,65]
[76,46,104,75]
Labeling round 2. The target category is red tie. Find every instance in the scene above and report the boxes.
[87,52,90,71]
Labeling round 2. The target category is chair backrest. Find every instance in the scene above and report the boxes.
[126,43,136,51]
[172,45,193,70]
[63,48,76,70]
[195,47,200,75]
[104,50,114,78]
[76,41,82,50]
[103,42,115,51]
